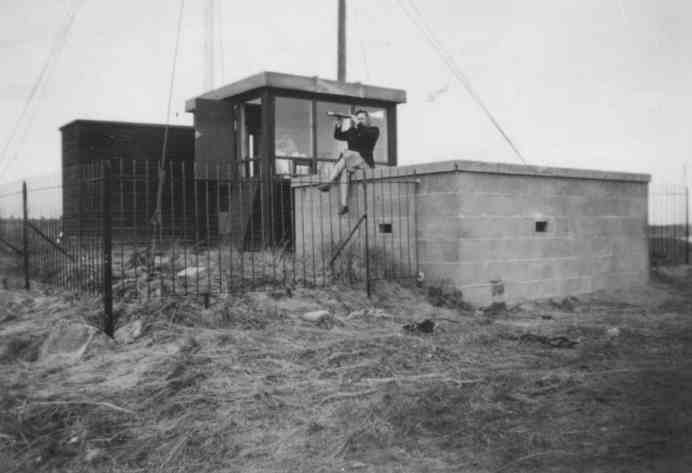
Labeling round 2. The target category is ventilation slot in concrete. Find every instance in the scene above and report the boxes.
[379,223,393,234]
[535,220,548,233]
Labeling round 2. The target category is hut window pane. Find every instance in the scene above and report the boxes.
[275,97,313,158]
[359,106,388,164]
[316,101,350,160]
[275,158,312,176]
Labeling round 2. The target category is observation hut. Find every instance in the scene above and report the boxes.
[184,71,406,247]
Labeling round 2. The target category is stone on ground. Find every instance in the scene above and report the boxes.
[114,319,144,344]
[301,310,331,323]
[39,320,113,363]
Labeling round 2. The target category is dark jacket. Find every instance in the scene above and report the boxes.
[334,123,380,168]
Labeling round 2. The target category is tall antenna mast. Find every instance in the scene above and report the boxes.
[204,0,215,89]
[337,0,346,81]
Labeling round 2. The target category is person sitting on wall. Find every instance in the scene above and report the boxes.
[317,110,380,215]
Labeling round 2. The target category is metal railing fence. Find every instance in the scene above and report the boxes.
[648,182,689,266]
[0,160,419,334]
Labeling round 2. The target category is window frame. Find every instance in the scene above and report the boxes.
[270,88,395,175]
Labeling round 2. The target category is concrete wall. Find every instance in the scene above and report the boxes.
[293,160,650,305]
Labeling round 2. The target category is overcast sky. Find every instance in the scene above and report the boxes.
[1,0,691,186]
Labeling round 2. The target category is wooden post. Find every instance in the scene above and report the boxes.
[337,0,346,82]
[102,162,114,337]
[22,181,30,290]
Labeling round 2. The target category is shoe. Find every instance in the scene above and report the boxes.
[338,205,349,215]
[317,183,331,192]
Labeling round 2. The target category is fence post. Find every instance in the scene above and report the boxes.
[102,162,114,337]
[22,181,30,290]
[362,169,371,298]
[686,186,690,265]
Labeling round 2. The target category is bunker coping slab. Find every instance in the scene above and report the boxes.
[291,159,651,188]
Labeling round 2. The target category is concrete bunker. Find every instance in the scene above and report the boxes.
[292,160,650,305]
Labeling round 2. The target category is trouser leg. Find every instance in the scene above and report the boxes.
[338,151,366,209]
[327,153,347,183]
[339,167,349,208]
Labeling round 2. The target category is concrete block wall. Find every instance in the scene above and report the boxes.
[293,160,650,305]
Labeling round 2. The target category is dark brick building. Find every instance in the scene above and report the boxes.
[60,119,194,236]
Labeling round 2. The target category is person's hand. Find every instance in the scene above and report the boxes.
[335,117,343,126]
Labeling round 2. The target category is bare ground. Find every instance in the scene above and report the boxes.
[1,268,692,472]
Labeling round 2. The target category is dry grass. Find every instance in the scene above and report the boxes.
[107,239,410,303]
[1,271,692,472]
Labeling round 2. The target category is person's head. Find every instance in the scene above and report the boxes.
[354,110,370,126]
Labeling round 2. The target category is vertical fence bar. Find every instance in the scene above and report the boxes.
[407,178,413,277]
[668,186,672,263]
[388,169,394,279]
[380,173,387,278]
[686,186,690,264]
[301,187,306,284]
[216,164,222,292]
[22,181,30,290]
[84,166,90,292]
[227,165,233,292]
[362,169,371,297]
[396,168,403,278]
[260,174,266,287]
[279,178,286,284]
[372,173,378,280]
[675,187,679,263]
[81,166,86,293]
[250,177,256,286]
[102,162,114,336]
[182,161,189,294]
[145,160,151,300]
[205,165,211,296]
[270,175,276,285]
[347,175,354,285]
[310,183,316,285]
[169,159,176,295]
[194,163,200,296]
[327,177,334,275]
[119,159,125,282]
[132,159,138,301]
[238,175,245,287]
[318,176,324,286]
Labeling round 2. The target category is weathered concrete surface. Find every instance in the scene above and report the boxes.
[292,160,651,305]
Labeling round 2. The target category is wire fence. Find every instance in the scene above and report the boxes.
[648,182,689,266]
[0,160,419,332]
[0,174,105,295]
